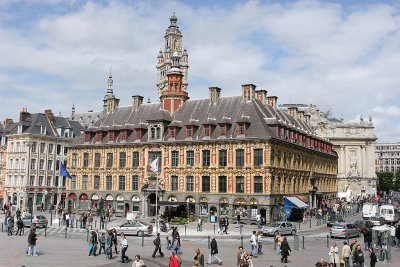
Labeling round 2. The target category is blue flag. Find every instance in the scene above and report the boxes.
[60,163,72,179]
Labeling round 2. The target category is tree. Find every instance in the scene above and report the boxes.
[376,171,394,194]
[393,171,400,192]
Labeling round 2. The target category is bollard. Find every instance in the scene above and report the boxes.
[240,224,243,235]
[208,236,211,249]
[65,227,67,239]
[45,226,47,237]
[309,219,312,228]
[240,235,243,248]
[59,218,61,227]
[326,235,329,247]
[298,222,301,230]
[185,224,187,235]
[141,235,144,247]
[50,212,53,226]
[302,235,305,249]
[213,225,215,235]
[86,229,89,242]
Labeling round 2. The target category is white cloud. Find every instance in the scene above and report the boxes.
[0,0,399,143]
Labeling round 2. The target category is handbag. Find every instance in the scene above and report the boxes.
[88,243,93,251]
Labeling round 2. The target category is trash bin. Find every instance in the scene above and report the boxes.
[293,234,299,250]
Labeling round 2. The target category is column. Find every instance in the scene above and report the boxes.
[33,193,37,212]
[362,145,367,177]
[340,145,345,177]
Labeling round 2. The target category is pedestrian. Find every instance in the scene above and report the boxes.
[315,258,325,267]
[66,213,70,228]
[133,254,146,267]
[256,214,261,228]
[275,233,284,255]
[71,213,75,228]
[390,224,396,246]
[16,209,21,220]
[83,213,88,229]
[369,247,377,267]
[280,237,291,263]
[236,246,245,267]
[329,242,339,267]
[193,248,205,267]
[7,215,14,236]
[98,232,106,255]
[207,236,223,265]
[105,231,113,259]
[197,217,202,232]
[396,225,400,248]
[88,231,98,257]
[88,213,93,230]
[28,229,37,256]
[169,251,180,267]
[341,241,351,267]
[353,245,364,267]
[111,228,118,253]
[119,232,129,263]
[79,213,84,228]
[100,213,105,229]
[166,227,174,250]
[223,217,229,234]
[256,230,263,255]
[250,230,258,257]
[242,251,253,267]
[152,233,164,258]
[16,217,24,236]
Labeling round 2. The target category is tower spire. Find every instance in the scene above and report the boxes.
[107,67,113,94]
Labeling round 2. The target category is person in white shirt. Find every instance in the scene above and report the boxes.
[390,224,396,246]
[250,231,258,257]
[120,233,129,263]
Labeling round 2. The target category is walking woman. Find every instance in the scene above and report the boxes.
[111,228,118,254]
[119,232,129,263]
[280,237,291,263]
[329,242,339,267]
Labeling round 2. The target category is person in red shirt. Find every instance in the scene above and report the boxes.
[169,250,180,267]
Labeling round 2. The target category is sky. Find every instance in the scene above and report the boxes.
[0,0,399,142]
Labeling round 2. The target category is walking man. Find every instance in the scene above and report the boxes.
[250,230,258,257]
[152,233,164,258]
[7,215,14,236]
[341,241,351,267]
[207,236,223,265]
[16,217,24,236]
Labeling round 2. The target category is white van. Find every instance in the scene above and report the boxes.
[363,203,378,220]
[379,205,398,223]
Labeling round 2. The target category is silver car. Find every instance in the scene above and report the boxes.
[22,215,48,228]
[261,221,297,236]
[330,223,360,238]
[107,221,153,236]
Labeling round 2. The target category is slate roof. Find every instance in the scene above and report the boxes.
[8,113,84,138]
[69,111,103,128]
[74,94,328,146]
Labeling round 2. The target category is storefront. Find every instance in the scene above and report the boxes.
[68,193,77,210]
[233,198,247,218]
[219,198,229,216]
[105,195,114,209]
[79,193,89,210]
[91,194,99,209]
[116,195,125,213]
[250,198,258,219]
[131,196,140,212]
[199,197,208,216]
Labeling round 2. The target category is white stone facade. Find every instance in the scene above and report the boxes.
[375,143,400,173]
[305,106,378,198]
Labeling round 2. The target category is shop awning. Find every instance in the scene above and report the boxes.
[79,194,89,201]
[68,193,77,199]
[284,196,308,210]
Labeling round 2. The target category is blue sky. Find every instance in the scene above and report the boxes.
[0,0,400,142]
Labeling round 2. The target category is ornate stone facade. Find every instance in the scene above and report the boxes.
[375,143,400,173]
[304,105,377,198]
[66,14,338,223]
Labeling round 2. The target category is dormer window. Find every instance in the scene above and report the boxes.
[237,123,247,135]
[134,129,143,141]
[203,125,213,137]
[170,127,176,138]
[96,132,103,142]
[84,132,91,142]
[40,125,46,135]
[149,124,162,140]
[108,131,115,141]
[120,130,128,141]
[187,127,193,138]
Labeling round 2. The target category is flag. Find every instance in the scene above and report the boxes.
[60,163,72,179]
[148,158,159,173]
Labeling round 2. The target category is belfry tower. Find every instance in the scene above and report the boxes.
[156,13,189,96]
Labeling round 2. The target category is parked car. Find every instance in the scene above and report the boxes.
[330,223,360,238]
[327,215,345,227]
[366,216,386,226]
[261,221,297,236]
[107,221,153,236]
[22,215,48,228]
[354,220,374,230]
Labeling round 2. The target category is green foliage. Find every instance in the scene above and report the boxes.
[169,217,188,225]
[393,171,400,191]
[376,171,394,193]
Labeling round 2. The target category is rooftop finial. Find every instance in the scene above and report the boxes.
[107,68,113,94]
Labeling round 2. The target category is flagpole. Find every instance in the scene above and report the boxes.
[156,171,159,234]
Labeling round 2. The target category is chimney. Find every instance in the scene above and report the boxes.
[304,114,311,124]
[45,109,54,121]
[209,87,221,104]
[19,108,30,122]
[288,107,298,118]
[3,118,13,126]
[297,111,305,122]
[255,90,268,105]
[241,84,256,101]
[132,95,144,110]
[267,96,278,110]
